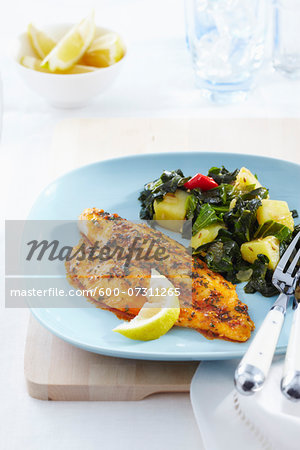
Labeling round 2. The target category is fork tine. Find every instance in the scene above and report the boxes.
[286,247,300,276]
[275,231,300,274]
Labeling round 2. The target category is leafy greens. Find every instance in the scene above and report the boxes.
[194,229,250,283]
[192,204,219,236]
[138,165,299,297]
[208,166,239,185]
[244,255,278,297]
[254,220,292,242]
[138,169,190,220]
[223,197,262,244]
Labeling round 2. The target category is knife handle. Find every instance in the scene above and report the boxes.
[234,306,285,395]
[281,303,300,401]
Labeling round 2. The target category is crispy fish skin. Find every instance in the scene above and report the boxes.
[66,208,254,342]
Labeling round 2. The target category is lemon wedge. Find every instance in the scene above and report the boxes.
[82,32,124,67]
[113,269,180,341]
[21,55,98,74]
[27,24,56,59]
[41,12,95,72]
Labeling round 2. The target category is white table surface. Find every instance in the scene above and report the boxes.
[1,1,300,449]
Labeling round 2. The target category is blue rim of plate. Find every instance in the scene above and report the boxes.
[27,151,300,360]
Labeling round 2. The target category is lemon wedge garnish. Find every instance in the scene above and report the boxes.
[21,55,98,74]
[113,269,180,341]
[82,32,124,67]
[41,12,95,72]
[27,24,56,59]
[21,56,51,73]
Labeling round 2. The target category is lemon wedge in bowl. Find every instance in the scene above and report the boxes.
[41,12,95,72]
[82,32,124,67]
[21,56,98,74]
[27,24,56,58]
[113,269,180,341]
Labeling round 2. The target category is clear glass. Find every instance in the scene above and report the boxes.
[273,0,300,78]
[185,0,267,103]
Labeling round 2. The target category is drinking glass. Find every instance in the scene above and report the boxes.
[185,0,267,103]
[273,0,300,78]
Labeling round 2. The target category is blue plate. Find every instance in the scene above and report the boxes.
[28,152,300,360]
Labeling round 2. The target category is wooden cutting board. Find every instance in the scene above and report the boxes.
[25,117,300,401]
[25,316,198,401]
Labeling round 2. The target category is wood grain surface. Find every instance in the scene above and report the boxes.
[50,118,300,178]
[25,316,198,401]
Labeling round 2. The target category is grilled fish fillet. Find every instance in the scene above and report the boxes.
[65,208,254,342]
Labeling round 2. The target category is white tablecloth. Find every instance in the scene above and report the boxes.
[1,1,300,449]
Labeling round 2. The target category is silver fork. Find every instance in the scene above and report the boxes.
[234,231,300,396]
[281,272,300,401]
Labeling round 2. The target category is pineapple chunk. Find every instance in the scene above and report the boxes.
[154,189,188,232]
[234,167,262,191]
[241,236,280,270]
[191,223,225,249]
[257,199,294,231]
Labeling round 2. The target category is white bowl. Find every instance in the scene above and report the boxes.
[12,24,126,108]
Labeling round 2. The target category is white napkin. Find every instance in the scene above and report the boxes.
[190,357,300,450]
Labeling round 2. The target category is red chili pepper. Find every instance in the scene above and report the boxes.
[184,173,218,191]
